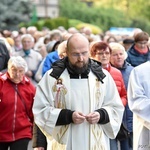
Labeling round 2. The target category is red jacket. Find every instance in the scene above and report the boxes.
[0,73,35,142]
[105,64,127,106]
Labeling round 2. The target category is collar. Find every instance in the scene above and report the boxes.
[50,57,106,83]
[104,63,111,72]
[134,45,148,54]
[1,72,30,84]
[23,49,31,56]
[111,61,129,70]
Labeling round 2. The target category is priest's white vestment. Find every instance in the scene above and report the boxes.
[33,68,124,150]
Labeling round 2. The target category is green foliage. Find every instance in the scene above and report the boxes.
[59,0,131,32]
[59,0,86,17]
[68,19,83,27]
[19,17,69,31]
[94,7,131,31]
[59,0,150,34]
[34,20,46,30]
[128,0,150,21]
[1,0,149,35]
[51,17,69,29]
[0,0,32,30]
[130,18,150,34]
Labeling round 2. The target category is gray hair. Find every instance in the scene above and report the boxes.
[8,56,28,72]
[21,34,34,42]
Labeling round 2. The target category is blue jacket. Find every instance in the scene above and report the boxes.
[42,51,59,76]
[115,61,134,132]
[126,44,150,67]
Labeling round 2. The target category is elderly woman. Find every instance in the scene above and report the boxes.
[90,41,127,150]
[109,42,134,150]
[0,56,35,150]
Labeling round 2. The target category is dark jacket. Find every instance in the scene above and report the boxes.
[0,42,10,71]
[126,44,150,67]
[115,61,134,132]
[32,123,47,149]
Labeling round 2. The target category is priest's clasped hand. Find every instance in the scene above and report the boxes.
[72,111,100,124]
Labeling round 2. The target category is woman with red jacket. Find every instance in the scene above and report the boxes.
[90,41,127,150]
[0,56,35,150]
[90,41,127,106]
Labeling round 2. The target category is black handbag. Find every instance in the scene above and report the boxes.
[116,123,130,141]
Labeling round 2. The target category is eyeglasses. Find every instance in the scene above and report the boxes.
[95,52,110,56]
[71,51,89,57]
[11,68,25,75]
[136,41,148,45]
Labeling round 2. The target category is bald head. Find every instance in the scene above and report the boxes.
[67,33,89,52]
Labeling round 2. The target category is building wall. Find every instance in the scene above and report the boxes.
[32,0,59,18]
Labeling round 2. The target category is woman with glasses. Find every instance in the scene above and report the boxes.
[126,31,150,67]
[90,41,127,150]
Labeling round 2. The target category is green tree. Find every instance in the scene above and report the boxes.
[0,0,32,30]
[92,0,150,21]
[128,0,150,20]
[59,0,150,33]
[59,0,131,32]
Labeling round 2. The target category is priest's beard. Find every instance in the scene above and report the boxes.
[69,61,89,74]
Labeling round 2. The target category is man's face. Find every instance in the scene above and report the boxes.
[67,37,90,74]
[22,37,33,50]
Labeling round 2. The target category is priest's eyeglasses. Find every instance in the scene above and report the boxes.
[71,51,89,57]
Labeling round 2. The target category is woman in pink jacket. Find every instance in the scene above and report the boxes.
[0,56,35,150]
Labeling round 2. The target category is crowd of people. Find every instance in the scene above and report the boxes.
[0,25,150,150]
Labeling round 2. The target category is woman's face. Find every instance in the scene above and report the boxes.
[110,49,125,68]
[93,47,110,67]
[8,66,25,84]
[135,40,148,50]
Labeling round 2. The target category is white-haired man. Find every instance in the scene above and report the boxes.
[12,34,42,84]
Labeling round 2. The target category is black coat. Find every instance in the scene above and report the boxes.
[0,42,10,71]
[32,123,47,149]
